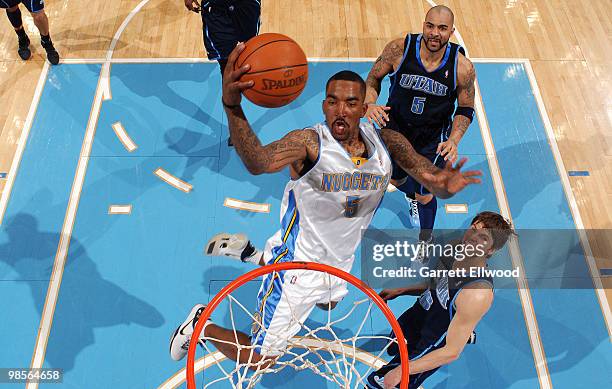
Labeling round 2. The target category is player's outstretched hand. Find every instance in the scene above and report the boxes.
[379,288,403,302]
[422,158,482,199]
[184,0,201,12]
[437,138,458,164]
[366,104,390,127]
[384,366,402,389]
[222,43,254,107]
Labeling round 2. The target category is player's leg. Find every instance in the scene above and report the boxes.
[232,0,261,43]
[200,4,238,75]
[203,323,270,367]
[315,273,348,311]
[254,268,320,350]
[394,149,441,261]
[169,303,270,367]
[23,0,59,65]
[201,2,258,146]
[2,2,31,60]
[367,303,429,388]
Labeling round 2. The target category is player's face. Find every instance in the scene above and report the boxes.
[422,12,454,52]
[463,221,495,257]
[323,80,367,141]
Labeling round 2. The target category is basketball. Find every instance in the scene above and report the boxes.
[235,33,308,108]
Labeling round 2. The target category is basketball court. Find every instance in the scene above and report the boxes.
[0,1,610,388]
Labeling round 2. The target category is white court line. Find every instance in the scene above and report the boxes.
[100,0,152,100]
[27,67,107,389]
[421,0,552,387]
[0,62,50,225]
[60,57,216,64]
[154,168,193,193]
[523,60,612,339]
[26,2,154,388]
[224,197,270,213]
[469,58,529,63]
[112,122,138,152]
[471,53,554,389]
[108,204,132,215]
[58,56,531,64]
[468,48,554,389]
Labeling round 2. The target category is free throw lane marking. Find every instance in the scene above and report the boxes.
[224,197,270,213]
[112,122,138,152]
[154,168,193,193]
[108,204,132,215]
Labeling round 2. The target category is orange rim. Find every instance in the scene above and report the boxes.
[186,261,410,389]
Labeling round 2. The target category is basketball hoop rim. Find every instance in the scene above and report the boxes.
[187,261,410,389]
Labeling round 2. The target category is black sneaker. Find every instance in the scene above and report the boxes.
[41,41,60,65]
[18,35,31,61]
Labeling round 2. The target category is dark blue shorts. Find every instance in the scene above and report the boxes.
[0,0,44,13]
[201,0,261,60]
[366,304,443,389]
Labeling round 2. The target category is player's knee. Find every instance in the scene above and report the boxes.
[31,10,46,20]
[416,193,434,204]
[316,301,338,311]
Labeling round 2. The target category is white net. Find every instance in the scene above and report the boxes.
[194,272,401,389]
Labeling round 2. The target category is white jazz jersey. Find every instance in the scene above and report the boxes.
[262,122,392,272]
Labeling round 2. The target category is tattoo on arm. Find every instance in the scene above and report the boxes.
[365,39,405,104]
[226,105,316,174]
[380,128,439,180]
[450,59,476,143]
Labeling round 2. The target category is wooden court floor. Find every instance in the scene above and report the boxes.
[0,0,610,323]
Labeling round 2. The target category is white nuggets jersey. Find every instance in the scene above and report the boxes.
[263,122,392,272]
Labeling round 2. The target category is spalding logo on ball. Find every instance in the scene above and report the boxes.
[235,33,308,108]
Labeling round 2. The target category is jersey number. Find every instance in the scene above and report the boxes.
[344,196,360,218]
[411,96,426,114]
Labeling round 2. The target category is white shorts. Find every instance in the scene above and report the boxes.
[250,266,348,356]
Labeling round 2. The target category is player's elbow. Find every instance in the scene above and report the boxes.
[442,346,462,363]
[240,159,267,175]
[246,164,266,175]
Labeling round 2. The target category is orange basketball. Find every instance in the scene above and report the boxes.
[235,33,308,108]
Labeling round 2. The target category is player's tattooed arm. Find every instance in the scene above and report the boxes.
[380,128,439,177]
[221,43,319,175]
[380,128,482,198]
[449,55,476,144]
[365,38,404,105]
[225,107,318,175]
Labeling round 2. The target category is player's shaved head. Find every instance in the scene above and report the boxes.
[422,5,455,52]
[426,5,454,26]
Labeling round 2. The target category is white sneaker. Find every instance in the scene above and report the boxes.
[205,233,252,261]
[169,304,210,361]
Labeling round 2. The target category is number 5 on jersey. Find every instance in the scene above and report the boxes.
[345,196,360,218]
[411,96,426,114]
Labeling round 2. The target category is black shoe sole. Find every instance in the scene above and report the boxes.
[18,48,31,60]
[18,37,31,60]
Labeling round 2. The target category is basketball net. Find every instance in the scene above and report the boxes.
[186,262,410,389]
